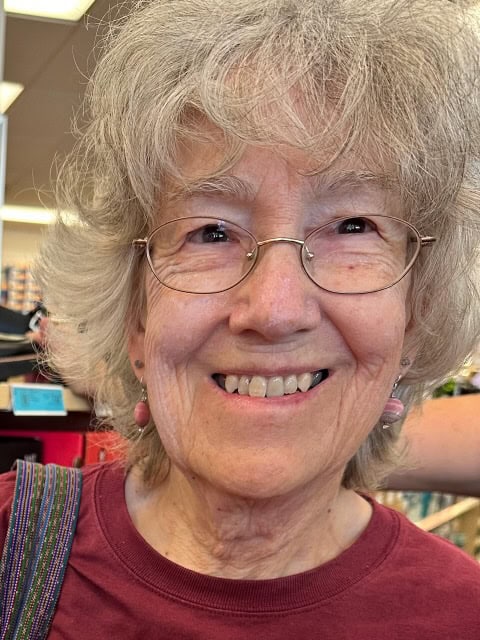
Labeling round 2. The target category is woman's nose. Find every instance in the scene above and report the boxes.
[228,241,323,341]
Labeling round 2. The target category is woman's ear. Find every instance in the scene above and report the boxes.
[127,301,146,382]
[401,323,419,376]
[128,328,146,380]
[126,273,147,379]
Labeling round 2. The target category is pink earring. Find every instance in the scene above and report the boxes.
[134,378,150,433]
[381,377,405,429]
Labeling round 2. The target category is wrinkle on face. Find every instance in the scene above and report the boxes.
[127,137,411,559]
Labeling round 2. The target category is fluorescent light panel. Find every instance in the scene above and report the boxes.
[5,0,96,22]
[1,206,78,225]
[0,82,24,113]
[1,206,55,225]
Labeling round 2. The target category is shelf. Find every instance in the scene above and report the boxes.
[0,412,94,431]
[0,382,90,412]
[0,381,93,431]
[416,497,480,556]
[416,497,480,532]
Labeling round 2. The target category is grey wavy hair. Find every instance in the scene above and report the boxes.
[36,0,480,489]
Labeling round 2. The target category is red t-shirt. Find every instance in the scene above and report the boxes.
[1,462,479,639]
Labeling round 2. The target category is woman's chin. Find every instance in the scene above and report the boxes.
[183,455,342,502]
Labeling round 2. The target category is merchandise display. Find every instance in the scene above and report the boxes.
[0,264,42,312]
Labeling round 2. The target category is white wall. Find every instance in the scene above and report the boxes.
[2,221,45,266]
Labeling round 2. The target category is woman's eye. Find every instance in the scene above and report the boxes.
[190,224,230,243]
[337,217,374,234]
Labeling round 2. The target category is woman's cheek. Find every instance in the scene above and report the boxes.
[326,289,408,365]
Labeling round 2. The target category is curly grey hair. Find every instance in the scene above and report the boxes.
[36,0,480,489]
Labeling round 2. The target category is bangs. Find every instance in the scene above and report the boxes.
[103,1,475,229]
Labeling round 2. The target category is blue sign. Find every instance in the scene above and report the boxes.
[10,384,67,416]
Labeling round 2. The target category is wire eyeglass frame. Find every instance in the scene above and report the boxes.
[132,214,436,295]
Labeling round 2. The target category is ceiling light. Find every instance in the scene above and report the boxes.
[1,206,55,225]
[5,0,96,22]
[1,206,78,225]
[0,82,24,113]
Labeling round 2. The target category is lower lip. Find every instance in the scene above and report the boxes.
[209,373,331,406]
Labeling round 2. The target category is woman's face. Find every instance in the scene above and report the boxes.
[129,139,412,499]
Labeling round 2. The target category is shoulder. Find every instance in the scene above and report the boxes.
[0,469,17,557]
[382,502,480,588]
[0,461,125,557]
[0,469,16,499]
[360,501,480,634]
[79,460,126,497]
[0,469,16,511]
[366,499,480,633]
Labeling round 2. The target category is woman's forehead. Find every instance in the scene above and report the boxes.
[166,134,398,206]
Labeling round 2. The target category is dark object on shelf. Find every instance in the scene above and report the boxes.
[0,436,43,472]
[0,304,47,381]
[0,353,38,381]
[0,339,36,358]
[0,303,46,337]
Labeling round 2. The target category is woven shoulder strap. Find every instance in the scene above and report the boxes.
[0,460,83,640]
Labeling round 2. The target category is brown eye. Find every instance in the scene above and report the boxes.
[189,224,230,243]
[337,218,373,234]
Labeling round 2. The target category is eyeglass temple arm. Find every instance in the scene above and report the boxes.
[132,238,147,250]
[419,236,436,247]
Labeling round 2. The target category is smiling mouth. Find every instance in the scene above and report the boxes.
[212,370,329,398]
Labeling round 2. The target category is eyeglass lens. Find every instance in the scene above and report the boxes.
[146,215,419,294]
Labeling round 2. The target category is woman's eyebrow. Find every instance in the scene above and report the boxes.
[167,176,256,203]
[307,170,395,196]
[167,169,394,204]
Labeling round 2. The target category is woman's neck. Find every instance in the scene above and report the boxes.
[125,465,372,579]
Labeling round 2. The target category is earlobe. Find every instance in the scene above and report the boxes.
[400,332,418,374]
[127,281,147,378]
[403,326,420,370]
[128,329,146,380]
[401,298,420,372]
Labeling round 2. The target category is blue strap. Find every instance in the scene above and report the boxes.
[0,460,83,640]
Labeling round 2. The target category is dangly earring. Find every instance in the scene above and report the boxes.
[381,357,411,429]
[134,377,150,433]
[381,378,405,429]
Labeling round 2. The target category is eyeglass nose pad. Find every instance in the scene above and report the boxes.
[304,247,314,261]
[246,250,256,261]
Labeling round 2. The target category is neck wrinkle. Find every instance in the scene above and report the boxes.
[126,464,372,579]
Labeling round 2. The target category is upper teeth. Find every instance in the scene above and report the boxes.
[222,372,316,398]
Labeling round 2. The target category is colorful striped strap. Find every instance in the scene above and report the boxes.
[0,460,83,640]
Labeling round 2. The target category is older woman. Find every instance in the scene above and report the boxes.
[1,0,480,637]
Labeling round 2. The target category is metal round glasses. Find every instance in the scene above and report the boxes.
[132,215,436,295]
